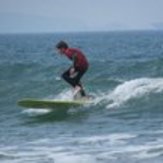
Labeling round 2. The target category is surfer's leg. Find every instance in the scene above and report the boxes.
[62,68,76,87]
[62,68,87,98]
[73,85,82,98]
[78,83,86,96]
[73,69,87,97]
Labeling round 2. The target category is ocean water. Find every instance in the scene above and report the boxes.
[0,31,163,163]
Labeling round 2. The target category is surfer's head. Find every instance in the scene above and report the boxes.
[56,41,68,54]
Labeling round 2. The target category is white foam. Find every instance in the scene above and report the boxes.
[22,109,51,116]
[50,77,163,109]
[50,154,97,163]
[79,133,136,145]
[54,89,74,101]
[1,132,163,162]
[53,89,100,108]
[118,142,163,159]
[105,78,163,108]
[55,76,61,81]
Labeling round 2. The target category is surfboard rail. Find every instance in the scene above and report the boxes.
[18,98,91,109]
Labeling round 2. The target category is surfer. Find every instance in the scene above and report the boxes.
[56,41,89,99]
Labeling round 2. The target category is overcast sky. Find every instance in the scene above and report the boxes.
[0,0,163,33]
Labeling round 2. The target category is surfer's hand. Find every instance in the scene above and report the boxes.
[70,67,75,76]
[70,67,78,78]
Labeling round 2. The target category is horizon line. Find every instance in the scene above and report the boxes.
[0,29,163,35]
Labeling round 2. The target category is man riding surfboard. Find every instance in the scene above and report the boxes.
[56,41,89,99]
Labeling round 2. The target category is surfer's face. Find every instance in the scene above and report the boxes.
[57,48,65,54]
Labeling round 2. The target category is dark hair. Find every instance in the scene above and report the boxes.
[56,41,68,49]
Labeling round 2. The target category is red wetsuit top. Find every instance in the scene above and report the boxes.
[64,48,89,70]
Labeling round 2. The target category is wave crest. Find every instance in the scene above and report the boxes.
[104,78,163,108]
